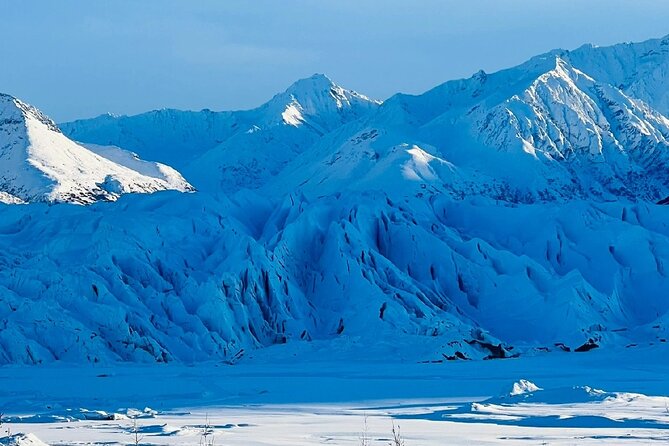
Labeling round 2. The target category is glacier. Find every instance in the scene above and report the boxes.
[1,188,667,364]
[0,36,668,364]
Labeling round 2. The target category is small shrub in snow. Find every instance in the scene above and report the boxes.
[200,415,215,446]
[389,422,404,446]
[130,417,143,446]
[359,415,370,446]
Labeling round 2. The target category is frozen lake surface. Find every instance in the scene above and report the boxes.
[1,343,668,445]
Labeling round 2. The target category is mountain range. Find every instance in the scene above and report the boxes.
[0,35,668,364]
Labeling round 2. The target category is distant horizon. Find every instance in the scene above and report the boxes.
[3,1,669,122]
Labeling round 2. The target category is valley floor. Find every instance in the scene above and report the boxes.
[1,343,668,445]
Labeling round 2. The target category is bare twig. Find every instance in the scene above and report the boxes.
[389,421,405,446]
[359,414,370,446]
[200,414,215,446]
[132,416,143,446]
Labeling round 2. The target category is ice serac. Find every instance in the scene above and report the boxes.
[0,192,518,364]
[0,93,192,204]
[2,188,668,365]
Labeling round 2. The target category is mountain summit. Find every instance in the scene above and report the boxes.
[0,93,192,204]
[61,75,381,191]
[268,73,381,131]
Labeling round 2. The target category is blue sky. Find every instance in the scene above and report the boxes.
[3,0,669,121]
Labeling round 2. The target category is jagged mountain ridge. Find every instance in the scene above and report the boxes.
[0,94,192,204]
[61,74,381,191]
[277,37,669,203]
[61,36,669,203]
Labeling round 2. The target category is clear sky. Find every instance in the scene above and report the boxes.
[3,0,669,122]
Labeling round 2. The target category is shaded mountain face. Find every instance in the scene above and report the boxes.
[1,189,667,365]
[0,94,192,204]
[2,36,669,364]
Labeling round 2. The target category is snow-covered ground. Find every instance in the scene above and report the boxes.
[1,344,668,445]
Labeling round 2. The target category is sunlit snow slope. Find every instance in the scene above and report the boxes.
[0,94,192,204]
[272,37,669,203]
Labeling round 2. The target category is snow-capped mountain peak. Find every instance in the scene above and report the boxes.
[284,73,335,95]
[60,74,382,193]
[346,41,669,203]
[60,74,382,175]
[0,93,193,204]
[1,93,61,133]
[284,73,380,110]
[264,73,381,132]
